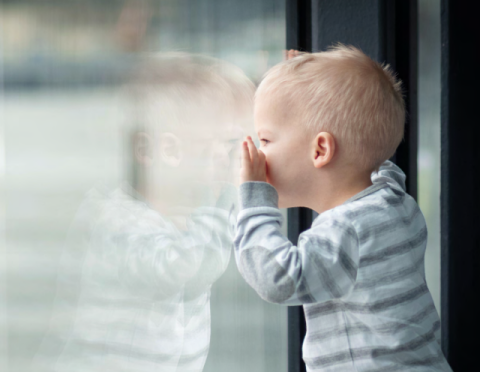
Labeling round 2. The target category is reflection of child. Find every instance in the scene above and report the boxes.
[235,45,452,371]
[33,182,235,372]
[33,53,254,372]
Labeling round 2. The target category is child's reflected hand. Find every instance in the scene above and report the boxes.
[240,136,267,183]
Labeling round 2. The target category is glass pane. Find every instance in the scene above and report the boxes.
[418,0,441,316]
[0,1,287,371]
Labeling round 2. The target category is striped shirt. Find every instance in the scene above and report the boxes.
[234,160,452,372]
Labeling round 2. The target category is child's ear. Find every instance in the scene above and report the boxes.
[159,132,183,167]
[133,132,154,166]
[312,132,335,169]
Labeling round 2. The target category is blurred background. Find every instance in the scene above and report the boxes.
[0,0,441,372]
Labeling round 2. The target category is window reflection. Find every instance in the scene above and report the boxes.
[0,1,287,371]
[32,53,253,372]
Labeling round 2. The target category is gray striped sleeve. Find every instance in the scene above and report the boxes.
[234,184,360,305]
[238,181,278,209]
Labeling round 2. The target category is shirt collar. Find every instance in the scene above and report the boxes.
[342,182,388,205]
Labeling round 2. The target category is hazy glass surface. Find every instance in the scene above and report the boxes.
[0,1,287,371]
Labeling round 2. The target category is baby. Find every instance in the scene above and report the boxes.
[234,45,452,372]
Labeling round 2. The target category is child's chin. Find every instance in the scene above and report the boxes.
[278,196,302,209]
[278,197,290,209]
[279,202,294,209]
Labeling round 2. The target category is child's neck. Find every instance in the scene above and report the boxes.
[309,169,373,215]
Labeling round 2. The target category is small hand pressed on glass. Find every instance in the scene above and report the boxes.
[240,136,267,184]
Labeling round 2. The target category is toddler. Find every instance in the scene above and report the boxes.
[234,44,452,371]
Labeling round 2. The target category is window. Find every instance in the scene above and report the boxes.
[0,1,287,371]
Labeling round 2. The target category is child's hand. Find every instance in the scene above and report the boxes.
[240,136,267,183]
[284,49,301,60]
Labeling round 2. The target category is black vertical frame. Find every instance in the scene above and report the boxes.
[285,1,418,371]
[440,0,479,370]
[286,2,312,372]
[389,0,418,199]
[286,208,310,372]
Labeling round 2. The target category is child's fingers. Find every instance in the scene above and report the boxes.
[286,49,301,60]
[246,137,258,163]
[241,141,251,167]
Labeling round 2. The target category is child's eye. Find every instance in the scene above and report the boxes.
[260,139,270,145]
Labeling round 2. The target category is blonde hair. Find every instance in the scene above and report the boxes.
[256,44,405,173]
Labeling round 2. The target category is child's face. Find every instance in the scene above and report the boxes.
[254,95,313,208]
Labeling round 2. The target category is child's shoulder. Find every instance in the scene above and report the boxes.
[311,185,400,224]
[310,183,425,245]
[306,160,425,247]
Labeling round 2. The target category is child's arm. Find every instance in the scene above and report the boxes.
[371,160,407,192]
[235,137,358,305]
[233,181,359,305]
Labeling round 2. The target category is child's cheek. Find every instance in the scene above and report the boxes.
[265,159,279,188]
[265,163,272,185]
